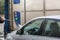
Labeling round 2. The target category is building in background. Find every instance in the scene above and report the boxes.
[13,0,60,25]
[0,0,4,14]
[0,0,60,33]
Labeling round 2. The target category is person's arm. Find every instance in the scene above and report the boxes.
[0,16,4,23]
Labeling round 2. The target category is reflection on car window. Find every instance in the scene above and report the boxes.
[24,19,43,35]
[44,19,60,37]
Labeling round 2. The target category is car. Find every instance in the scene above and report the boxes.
[6,15,60,40]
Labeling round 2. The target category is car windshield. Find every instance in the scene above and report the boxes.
[23,19,44,35]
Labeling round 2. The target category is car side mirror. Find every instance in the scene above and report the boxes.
[16,29,23,35]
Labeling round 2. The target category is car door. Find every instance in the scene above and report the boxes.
[41,18,60,40]
[13,18,45,40]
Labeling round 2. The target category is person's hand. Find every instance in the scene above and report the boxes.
[0,17,4,23]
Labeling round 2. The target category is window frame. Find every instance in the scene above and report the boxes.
[19,18,46,35]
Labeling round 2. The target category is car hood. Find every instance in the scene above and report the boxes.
[7,30,17,36]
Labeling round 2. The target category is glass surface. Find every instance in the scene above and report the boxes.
[24,19,43,35]
[44,19,60,37]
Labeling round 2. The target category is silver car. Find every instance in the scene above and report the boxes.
[6,15,60,40]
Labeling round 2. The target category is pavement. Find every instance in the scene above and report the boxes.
[0,23,4,40]
[0,23,4,32]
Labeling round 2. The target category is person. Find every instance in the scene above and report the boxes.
[49,22,60,37]
[0,16,4,23]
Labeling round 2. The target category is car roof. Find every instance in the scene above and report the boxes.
[32,15,60,20]
[24,15,60,25]
[23,15,60,28]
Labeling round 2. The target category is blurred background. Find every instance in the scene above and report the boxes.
[0,0,60,39]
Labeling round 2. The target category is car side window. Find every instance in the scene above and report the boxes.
[44,19,60,37]
[23,19,44,35]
